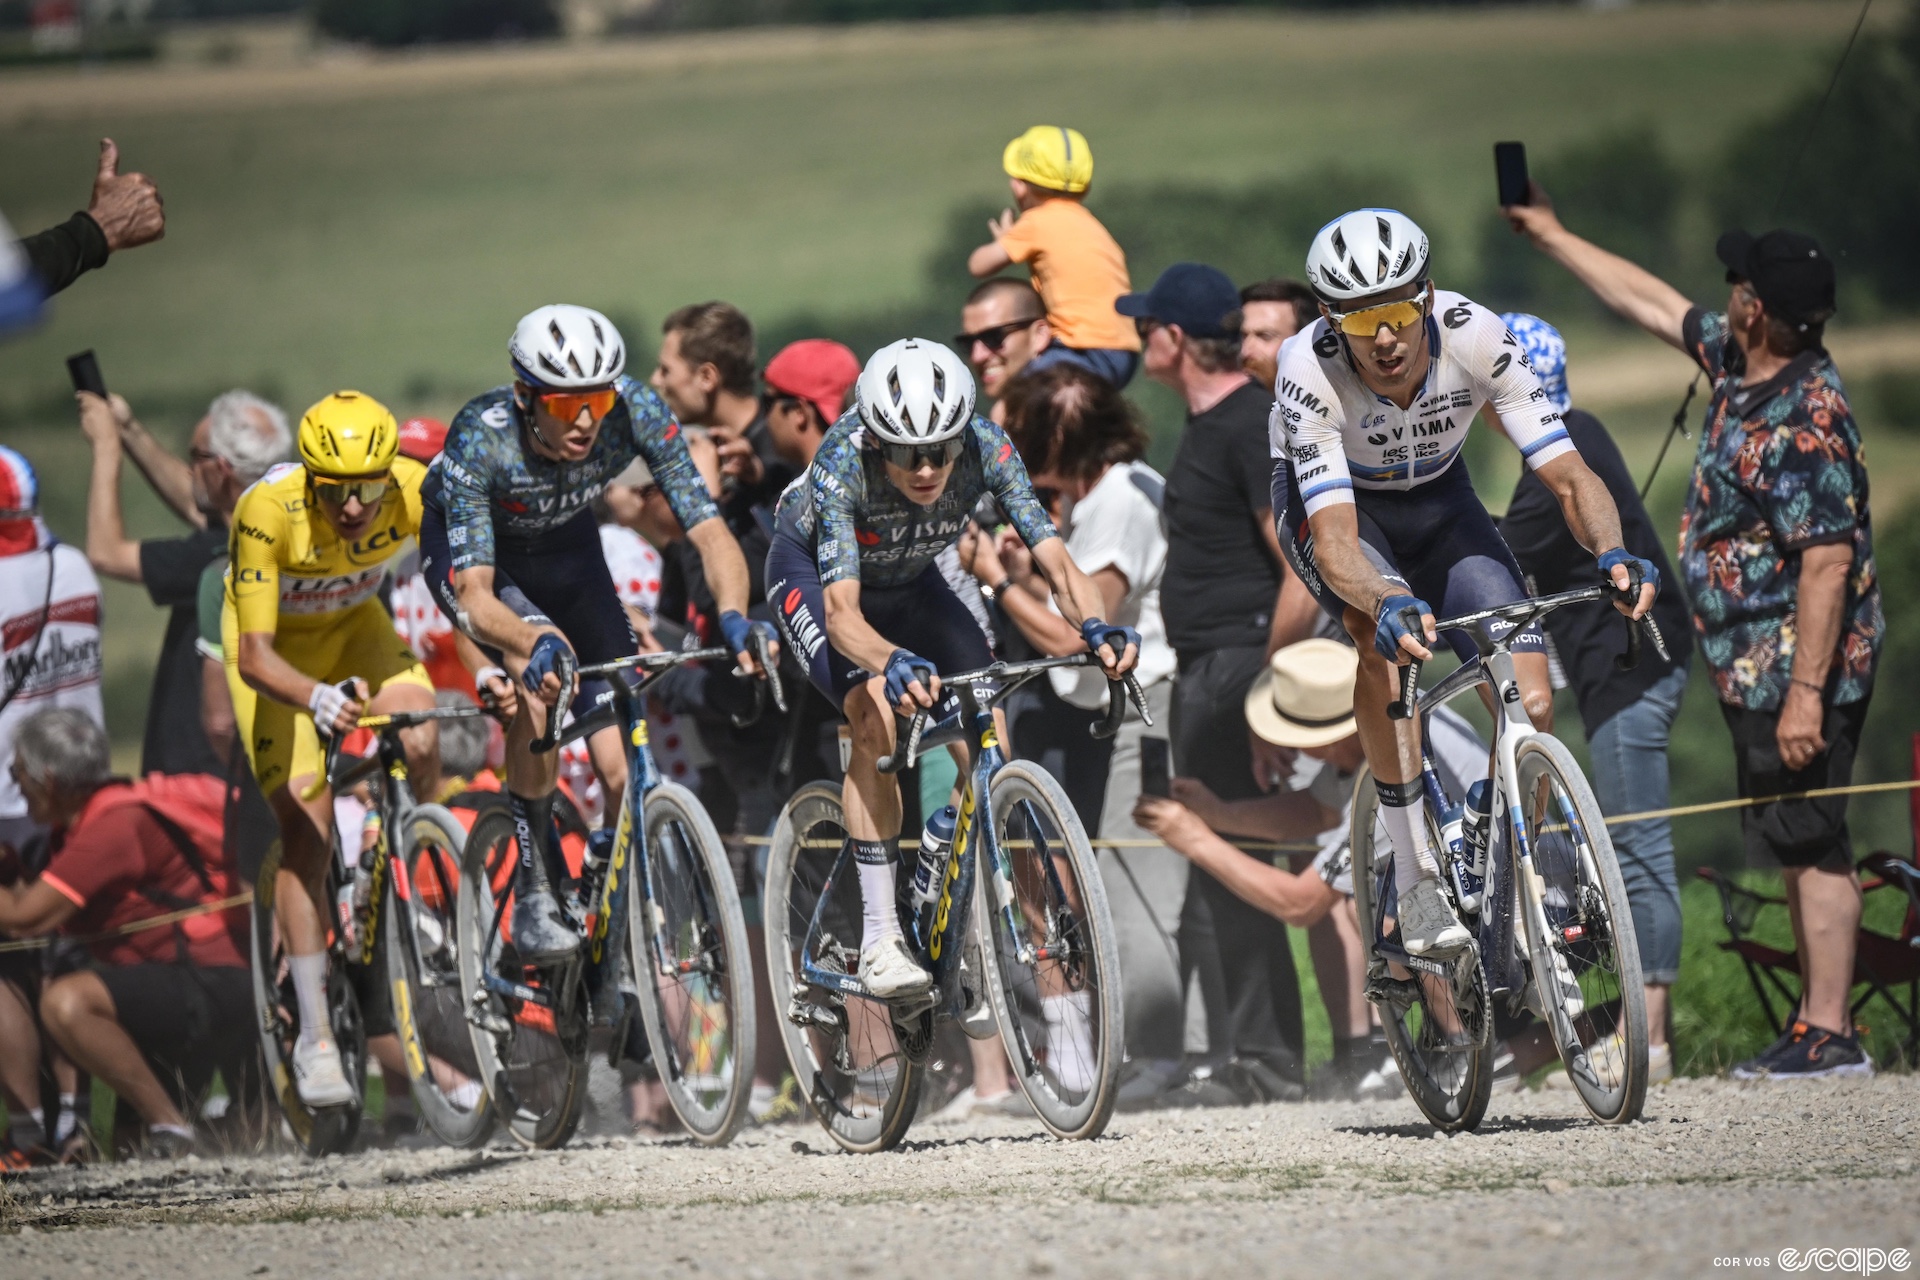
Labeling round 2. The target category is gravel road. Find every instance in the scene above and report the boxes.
[6,1075,1915,1279]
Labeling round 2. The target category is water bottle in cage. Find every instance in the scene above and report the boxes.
[1452,779,1493,913]
[910,805,958,908]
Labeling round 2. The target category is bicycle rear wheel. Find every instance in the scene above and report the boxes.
[248,840,367,1156]
[978,761,1123,1140]
[1350,768,1494,1133]
[629,781,754,1146]
[764,782,922,1154]
[385,802,494,1148]
[1513,734,1648,1124]
[455,808,588,1149]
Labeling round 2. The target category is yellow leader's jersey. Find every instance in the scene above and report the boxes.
[226,456,428,635]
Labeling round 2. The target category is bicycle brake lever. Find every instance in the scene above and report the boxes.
[1124,673,1154,728]
[530,654,577,755]
[1614,616,1642,672]
[876,709,928,774]
[750,628,788,714]
[1640,615,1671,665]
[1387,657,1422,721]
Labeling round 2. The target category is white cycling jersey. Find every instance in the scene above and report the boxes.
[1268,290,1575,517]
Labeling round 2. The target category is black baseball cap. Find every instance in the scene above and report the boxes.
[1114,262,1240,339]
[1716,229,1836,329]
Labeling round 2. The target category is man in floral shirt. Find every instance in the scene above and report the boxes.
[1506,191,1877,1081]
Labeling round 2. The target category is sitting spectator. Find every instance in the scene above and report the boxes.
[957,278,1053,417]
[1493,314,1692,1086]
[761,339,860,470]
[968,126,1140,388]
[0,709,249,1159]
[958,364,1183,1080]
[17,139,165,301]
[80,386,290,777]
[1134,639,1489,1099]
[1231,277,1317,392]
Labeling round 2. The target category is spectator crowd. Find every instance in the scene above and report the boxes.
[0,115,1887,1161]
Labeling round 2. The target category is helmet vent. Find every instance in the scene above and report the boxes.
[1330,227,1348,259]
[1377,215,1393,247]
[886,370,903,407]
[1375,250,1389,283]
[931,365,945,400]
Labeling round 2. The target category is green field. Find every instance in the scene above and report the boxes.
[5,1,1918,865]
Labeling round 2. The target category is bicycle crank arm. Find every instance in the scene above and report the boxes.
[466,989,511,1035]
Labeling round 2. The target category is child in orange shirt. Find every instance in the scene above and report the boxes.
[967,126,1140,388]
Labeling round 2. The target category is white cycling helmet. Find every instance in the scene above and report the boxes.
[1305,209,1430,303]
[854,338,975,446]
[509,304,626,389]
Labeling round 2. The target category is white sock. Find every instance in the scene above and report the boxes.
[448,1079,483,1109]
[1041,992,1095,1094]
[856,859,902,950]
[1378,785,1440,887]
[53,1095,77,1145]
[148,1122,194,1141]
[289,951,331,1044]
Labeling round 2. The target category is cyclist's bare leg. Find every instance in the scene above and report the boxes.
[586,724,629,817]
[1342,606,1436,882]
[267,780,335,1052]
[842,678,906,951]
[495,633,584,958]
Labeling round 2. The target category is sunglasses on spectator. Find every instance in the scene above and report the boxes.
[878,437,966,471]
[311,475,391,507]
[955,317,1040,354]
[1133,316,1164,340]
[1327,290,1430,338]
[537,388,619,423]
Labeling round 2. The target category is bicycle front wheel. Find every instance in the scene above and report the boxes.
[764,782,922,1154]
[979,761,1123,1140]
[628,781,754,1146]
[1350,767,1494,1133]
[248,841,366,1156]
[385,802,494,1148]
[455,808,588,1149]
[1513,734,1648,1124]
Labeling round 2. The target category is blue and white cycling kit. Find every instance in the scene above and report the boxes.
[766,410,1057,706]
[419,378,719,715]
[1270,292,1573,661]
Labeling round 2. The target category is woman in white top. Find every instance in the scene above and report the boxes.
[958,364,1187,1073]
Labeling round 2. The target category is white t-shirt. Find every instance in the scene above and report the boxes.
[1048,461,1176,709]
[1,543,105,818]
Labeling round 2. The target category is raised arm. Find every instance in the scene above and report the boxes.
[1504,183,1690,351]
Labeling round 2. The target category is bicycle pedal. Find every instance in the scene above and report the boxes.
[466,993,511,1036]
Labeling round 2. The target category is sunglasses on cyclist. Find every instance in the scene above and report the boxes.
[1327,288,1431,338]
[311,475,391,507]
[954,317,1040,355]
[878,436,966,471]
[537,388,619,423]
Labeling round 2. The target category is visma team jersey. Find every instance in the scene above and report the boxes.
[774,411,1057,590]
[425,377,717,572]
[1270,291,1576,517]
[227,458,428,634]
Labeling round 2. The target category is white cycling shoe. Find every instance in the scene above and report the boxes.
[1397,876,1472,958]
[292,1035,355,1108]
[860,936,933,999]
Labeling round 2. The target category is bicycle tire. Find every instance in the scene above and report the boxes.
[248,840,367,1156]
[1350,767,1494,1133]
[384,802,495,1148]
[629,781,755,1146]
[455,807,588,1149]
[764,781,922,1154]
[1512,734,1648,1124]
[978,760,1123,1141]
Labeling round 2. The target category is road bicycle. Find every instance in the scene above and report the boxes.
[456,639,773,1148]
[251,698,492,1155]
[1349,583,1665,1131]
[765,652,1148,1153]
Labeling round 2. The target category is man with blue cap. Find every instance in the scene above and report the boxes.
[1493,312,1691,1087]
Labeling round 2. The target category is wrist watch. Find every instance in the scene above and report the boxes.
[980,578,1015,602]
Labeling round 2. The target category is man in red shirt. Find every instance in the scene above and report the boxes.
[0,708,249,1158]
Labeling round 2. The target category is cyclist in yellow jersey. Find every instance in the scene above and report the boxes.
[222,390,439,1107]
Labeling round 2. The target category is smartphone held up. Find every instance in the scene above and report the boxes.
[1495,141,1530,208]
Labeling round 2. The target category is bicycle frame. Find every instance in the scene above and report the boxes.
[477,647,730,1023]
[796,654,1146,1020]
[1369,585,1667,1001]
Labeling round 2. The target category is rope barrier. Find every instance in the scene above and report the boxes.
[3,778,1912,954]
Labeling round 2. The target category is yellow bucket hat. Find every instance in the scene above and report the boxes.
[1002,125,1093,194]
